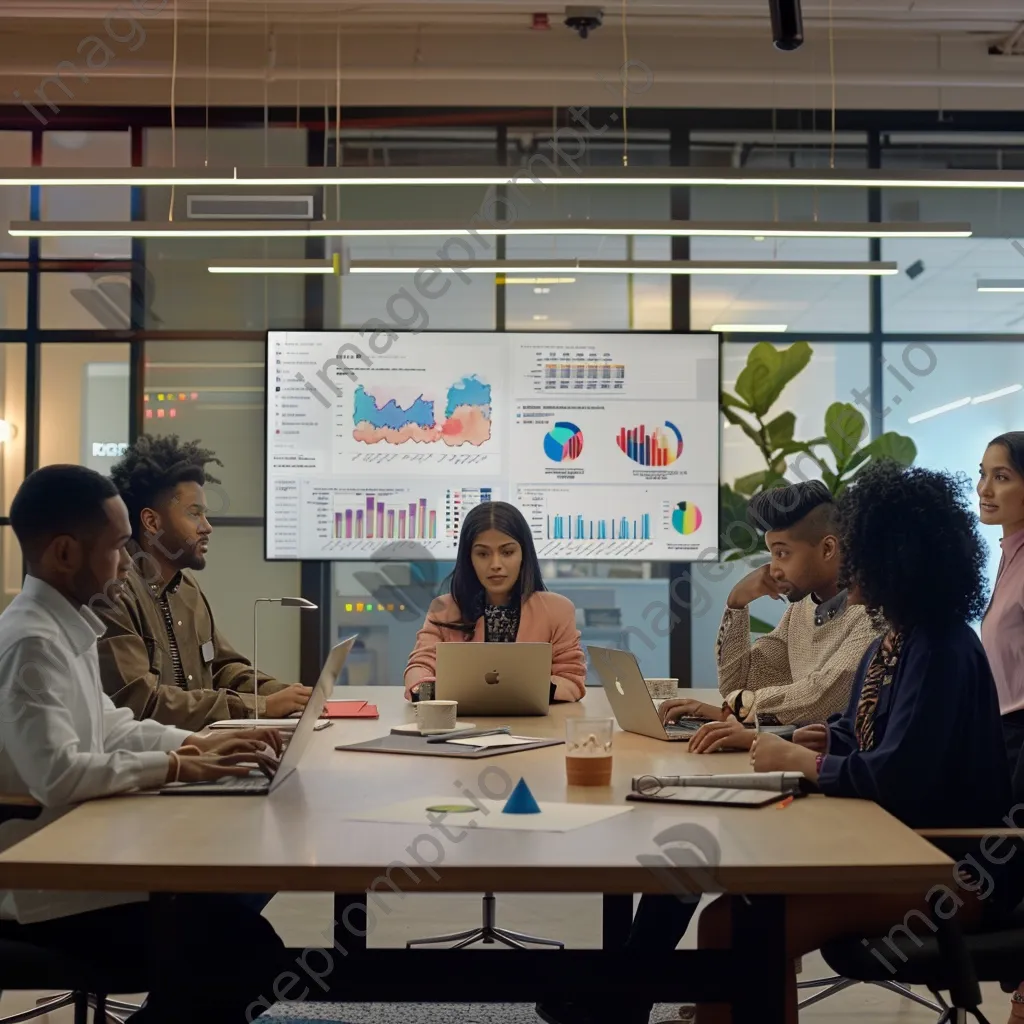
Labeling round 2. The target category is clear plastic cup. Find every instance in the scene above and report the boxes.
[565,718,614,786]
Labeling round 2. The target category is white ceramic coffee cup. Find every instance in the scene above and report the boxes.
[417,699,458,732]
[645,677,679,700]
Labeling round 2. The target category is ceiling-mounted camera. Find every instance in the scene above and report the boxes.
[769,0,804,51]
[565,5,603,39]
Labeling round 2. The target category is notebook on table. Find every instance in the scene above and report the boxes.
[625,771,807,809]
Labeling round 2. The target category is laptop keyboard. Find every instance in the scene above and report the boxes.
[213,776,270,792]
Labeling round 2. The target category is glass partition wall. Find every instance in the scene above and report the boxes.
[0,112,1019,682]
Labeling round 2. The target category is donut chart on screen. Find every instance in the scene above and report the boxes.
[671,501,703,535]
[544,421,584,463]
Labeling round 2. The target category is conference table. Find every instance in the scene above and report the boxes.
[0,687,953,1021]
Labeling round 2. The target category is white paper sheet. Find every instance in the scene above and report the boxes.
[347,795,633,832]
[444,734,542,749]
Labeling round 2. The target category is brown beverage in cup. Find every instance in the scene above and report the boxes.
[566,752,613,786]
[565,718,614,787]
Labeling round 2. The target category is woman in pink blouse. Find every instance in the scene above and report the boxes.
[404,501,587,703]
[979,431,1024,782]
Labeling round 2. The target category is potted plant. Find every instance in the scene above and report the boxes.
[720,341,916,629]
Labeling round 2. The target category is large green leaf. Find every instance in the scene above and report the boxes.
[822,468,839,492]
[764,411,796,450]
[750,615,775,635]
[824,402,867,470]
[721,391,751,412]
[734,341,812,418]
[859,432,918,467]
[733,470,770,497]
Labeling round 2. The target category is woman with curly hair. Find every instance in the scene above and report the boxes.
[695,461,1013,1024]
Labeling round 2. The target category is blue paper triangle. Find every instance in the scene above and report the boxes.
[502,777,541,814]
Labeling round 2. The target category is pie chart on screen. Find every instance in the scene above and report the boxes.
[671,501,702,535]
[544,421,584,463]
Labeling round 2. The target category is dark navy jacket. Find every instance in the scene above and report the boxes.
[818,621,1011,830]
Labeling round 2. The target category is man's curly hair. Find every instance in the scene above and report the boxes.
[110,435,222,540]
[837,460,987,631]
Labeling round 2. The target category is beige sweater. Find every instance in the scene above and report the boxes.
[716,593,882,724]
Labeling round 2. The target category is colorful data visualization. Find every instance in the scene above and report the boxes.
[267,332,719,561]
[544,422,585,463]
[616,421,683,466]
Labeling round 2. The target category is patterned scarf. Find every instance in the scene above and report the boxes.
[854,629,903,752]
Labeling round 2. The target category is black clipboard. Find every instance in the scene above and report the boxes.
[626,787,800,808]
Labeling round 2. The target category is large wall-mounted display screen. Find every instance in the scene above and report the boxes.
[266,332,719,562]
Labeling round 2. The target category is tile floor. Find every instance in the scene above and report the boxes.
[0,892,1011,1022]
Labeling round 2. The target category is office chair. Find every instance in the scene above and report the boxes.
[0,800,144,1024]
[817,833,1023,1024]
[406,892,564,950]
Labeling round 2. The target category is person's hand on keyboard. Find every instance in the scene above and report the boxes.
[688,718,754,754]
[181,728,284,759]
[169,747,279,784]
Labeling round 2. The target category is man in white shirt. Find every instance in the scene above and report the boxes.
[0,464,288,1023]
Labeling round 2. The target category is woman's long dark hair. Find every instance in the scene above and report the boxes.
[988,432,1024,476]
[431,501,546,635]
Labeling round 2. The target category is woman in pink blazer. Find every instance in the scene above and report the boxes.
[404,501,587,703]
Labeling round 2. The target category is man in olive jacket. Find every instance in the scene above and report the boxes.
[96,435,312,732]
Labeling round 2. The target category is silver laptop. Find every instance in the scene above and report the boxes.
[161,635,357,795]
[587,646,699,742]
[435,642,552,716]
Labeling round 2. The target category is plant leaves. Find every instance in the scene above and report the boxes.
[733,470,770,497]
[824,402,866,470]
[734,341,812,418]
[822,468,839,492]
[750,615,776,635]
[721,391,750,412]
[764,411,796,450]
[859,432,918,467]
[722,406,765,449]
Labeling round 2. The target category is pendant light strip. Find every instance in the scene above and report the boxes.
[9,220,971,240]
[3,167,1024,189]
[207,258,898,277]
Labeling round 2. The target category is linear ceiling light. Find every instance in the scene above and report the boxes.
[3,167,1024,189]
[207,259,895,277]
[208,257,341,275]
[977,279,1024,292]
[348,260,897,276]
[9,219,971,240]
[504,276,578,284]
[711,324,789,332]
[972,384,1023,404]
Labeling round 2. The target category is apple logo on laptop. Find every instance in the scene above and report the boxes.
[485,670,500,685]
[614,677,625,695]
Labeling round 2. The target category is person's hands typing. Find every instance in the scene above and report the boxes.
[687,718,755,754]
[658,698,725,725]
[166,747,278,785]
[182,728,284,758]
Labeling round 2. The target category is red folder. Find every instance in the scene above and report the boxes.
[324,700,379,719]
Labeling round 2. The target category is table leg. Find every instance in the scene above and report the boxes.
[730,895,787,1024]
[602,893,633,950]
[334,893,368,955]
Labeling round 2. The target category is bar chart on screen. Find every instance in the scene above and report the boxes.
[295,482,501,557]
